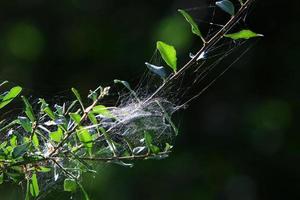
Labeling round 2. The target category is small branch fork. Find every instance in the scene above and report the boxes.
[145,0,256,103]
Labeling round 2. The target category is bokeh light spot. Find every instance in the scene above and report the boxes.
[7,23,45,61]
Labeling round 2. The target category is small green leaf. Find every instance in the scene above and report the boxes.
[144,132,160,154]
[30,173,39,197]
[64,178,77,192]
[216,0,235,16]
[69,113,82,124]
[50,128,63,143]
[32,133,39,148]
[156,41,177,72]
[178,9,203,38]
[39,99,56,120]
[71,88,84,110]
[77,128,93,152]
[0,86,22,109]
[36,166,51,173]
[92,105,113,118]
[21,96,36,122]
[225,29,264,40]
[88,113,98,125]
[10,135,17,148]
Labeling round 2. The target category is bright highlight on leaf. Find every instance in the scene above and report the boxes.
[156,41,177,73]
[50,128,64,143]
[0,86,22,109]
[225,29,264,40]
[178,9,203,40]
[216,0,235,16]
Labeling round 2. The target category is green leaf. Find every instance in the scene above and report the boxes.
[88,113,98,125]
[10,135,17,148]
[64,178,77,192]
[178,9,203,38]
[0,86,22,109]
[50,128,64,143]
[144,132,160,154]
[156,41,177,72]
[69,113,82,124]
[0,173,3,184]
[71,88,84,110]
[39,99,56,120]
[36,166,51,173]
[32,133,39,148]
[21,96,36,122]
[216,0,235,16]
[12,143,29,158]
[77,128,93,152]
[29,173,39,197]
[92,105,114,118]
[225,29,264,40]
[17,117,32,132]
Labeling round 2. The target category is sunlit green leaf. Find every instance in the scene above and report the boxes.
[39,98,56,120]
[216,0,235,16]
[0,86,22,109]
[77,128,93,152]
[30,173,39,197]
[10,135,17,148]
[88,113,98,125]
[21,96,36,122]
[32,133,39,148]
[70,113,82,124]
[64,178,77,192]
[36,166,51,173]
[50,128,63,143]
[156,41,177,72]
[92,105,114,118]
[178,9,203,38]
[225,29,264,40]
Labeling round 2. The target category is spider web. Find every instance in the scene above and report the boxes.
[0,0,260,199]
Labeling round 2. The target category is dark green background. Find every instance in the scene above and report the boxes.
[0,0,299,199]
